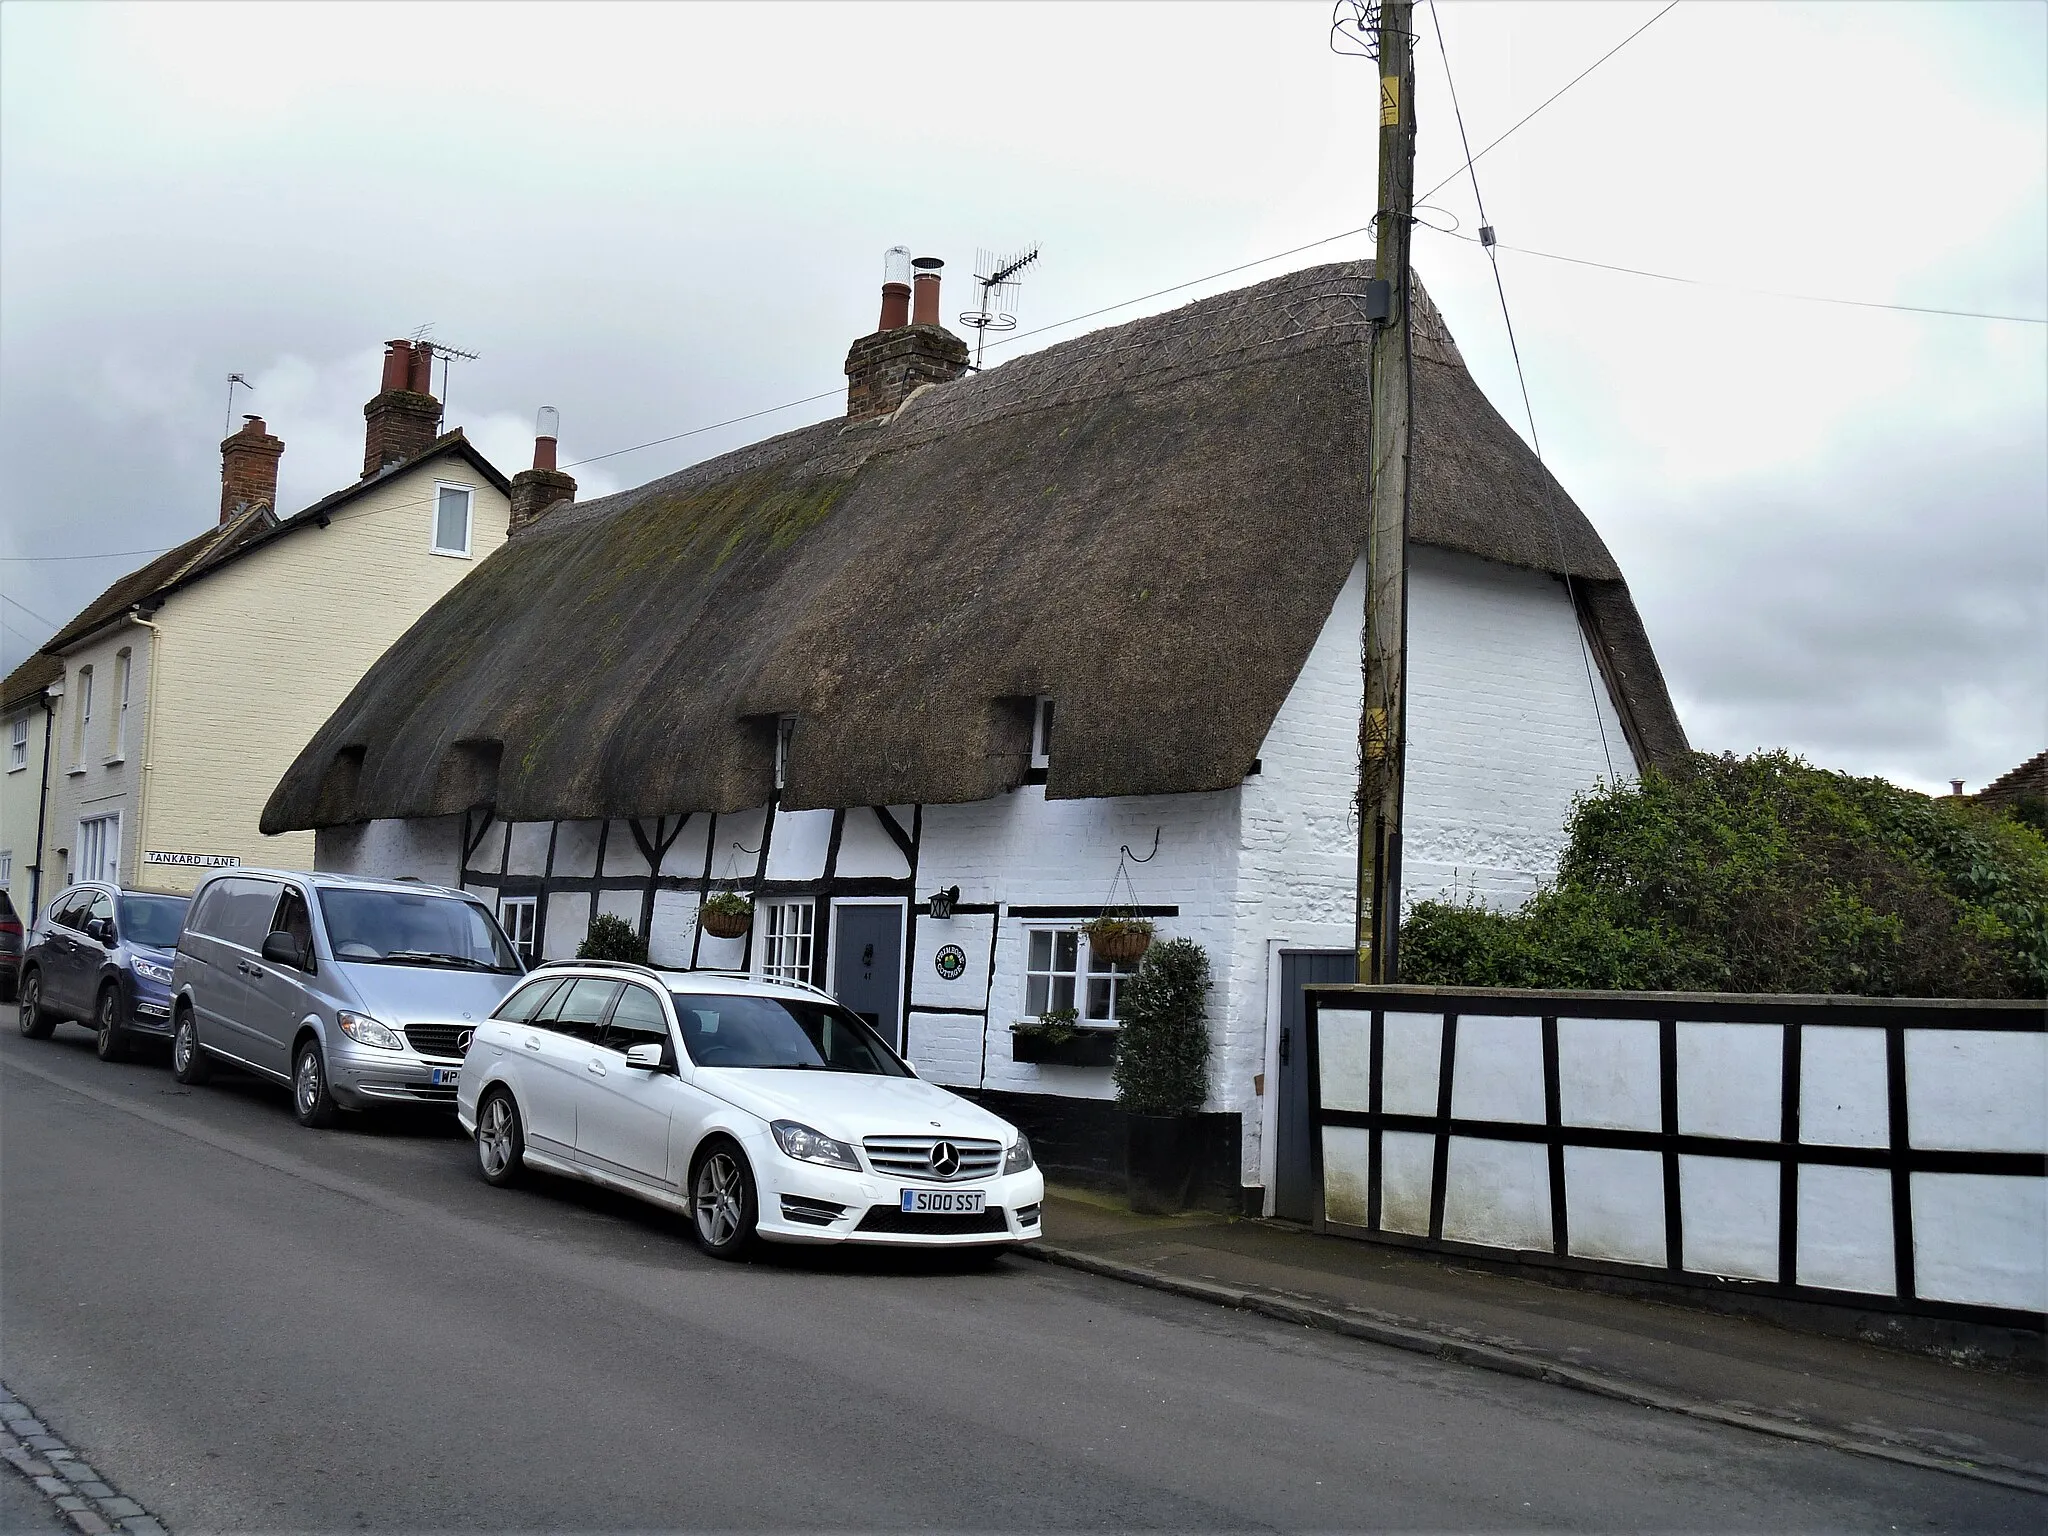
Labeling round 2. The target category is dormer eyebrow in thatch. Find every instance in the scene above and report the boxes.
[263,261,1684,834]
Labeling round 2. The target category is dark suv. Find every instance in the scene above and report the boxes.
[17,883,191,1060]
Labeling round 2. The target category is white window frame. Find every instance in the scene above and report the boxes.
[1031,696,1054,769]
[430,481,475,558]
[8,714,26,773]
[1023,924,1135,1025]
[108,648,131,762]
[758,898,815,985]
[499,895,539,963]
[773,714,796,791]
[71,666,93,771]
[75,811,120,885]
[0,849,12,885]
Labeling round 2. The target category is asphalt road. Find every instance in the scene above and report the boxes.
[2,1014,2039,1533]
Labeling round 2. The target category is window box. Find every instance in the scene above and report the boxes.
[1010,1024,1119,1068]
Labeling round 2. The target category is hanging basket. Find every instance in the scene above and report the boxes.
[699,893,753,939]
[1085,915,1154,964]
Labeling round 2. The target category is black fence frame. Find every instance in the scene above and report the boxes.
[1304,985,2046,1330]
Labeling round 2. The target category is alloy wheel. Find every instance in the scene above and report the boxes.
[174,1018,194,1071]
[296,1051,322,1115]
[694,1151,745,1248]
[478,1097,515,1178]
[17,975,40,1034]
[95,987,129,1061]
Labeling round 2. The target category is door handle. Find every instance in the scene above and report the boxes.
[236,961,250,976]
[586,1059,607,1077]
[523,1036,542,1052]
[247,966,264,980]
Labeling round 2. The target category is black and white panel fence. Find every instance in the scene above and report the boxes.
[1304,987,2046,1327]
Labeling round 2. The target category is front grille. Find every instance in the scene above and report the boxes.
[857,1205,1010,1236]
[403,1023,472,1059]
[862,1136,1002,1182]
[780,1195,849,1227]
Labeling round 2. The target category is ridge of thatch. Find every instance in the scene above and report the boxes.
[264,261,1687,833]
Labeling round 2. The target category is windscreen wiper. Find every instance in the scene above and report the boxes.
[384,950,491,969]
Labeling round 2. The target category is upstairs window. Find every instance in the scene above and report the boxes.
[9,715,26,772]
[1032,697,1054,768]
[774,714,797,791]
[759,899,814,985]
[432,483,474,557]
[109,648,132,760]
[71,666,93,769]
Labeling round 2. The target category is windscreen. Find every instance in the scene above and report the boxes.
[670,994,908,1075]
[118,894,188,949]
[320,888,521,972]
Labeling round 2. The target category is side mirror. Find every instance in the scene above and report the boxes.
[902,1060,919,1078]
[261,931,309,970]
[88,919,114,944]
[624,1042,665,1072]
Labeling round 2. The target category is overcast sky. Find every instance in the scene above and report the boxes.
[2,1,2042,794]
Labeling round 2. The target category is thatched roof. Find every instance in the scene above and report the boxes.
[264,261,1686,834]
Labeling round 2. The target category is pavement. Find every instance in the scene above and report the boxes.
[1026,1187,2048,1495]
[3,1009,2044,1532]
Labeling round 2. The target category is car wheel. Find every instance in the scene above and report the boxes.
[292,1037,340,1128]
[475,1090,525,1187]
[171,1009,212,1084]
[16,971,54,1039]
[690,1139,758,1260]
[93,984,131,1062]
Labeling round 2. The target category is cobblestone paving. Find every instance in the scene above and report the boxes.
[0,1383,169,1535]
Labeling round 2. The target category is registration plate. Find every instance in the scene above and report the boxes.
[431,1067,461,1087]
[901,1188,986,1215]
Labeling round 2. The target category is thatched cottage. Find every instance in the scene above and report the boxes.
[264,256,1686,1209]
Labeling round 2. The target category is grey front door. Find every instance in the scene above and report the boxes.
[1275,949,1356,1223]
[832,905,903,1050]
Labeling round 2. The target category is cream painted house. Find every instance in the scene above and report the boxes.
[34,341,532,897]
[1,652,60,918]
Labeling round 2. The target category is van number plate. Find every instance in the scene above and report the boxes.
[901,1189,985,1214]
[431,1067,461,1087]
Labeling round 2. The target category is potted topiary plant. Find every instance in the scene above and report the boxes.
[698,891,753,939]
[1084,912,1154,964]
[578,912,649,964]
[1110,937,1210,1213]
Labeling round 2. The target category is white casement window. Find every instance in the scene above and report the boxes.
[75,812,120,884]
[499,896,538,963]
[1025,927,1136,1023]
[8,715,26,773]
[773,714,796,791]
[1032,696,1055,768]
[0,850,12,885]
[71,666,93,768]
[432,483,474,558]
[109,648,131,760]
[759,899,815,984]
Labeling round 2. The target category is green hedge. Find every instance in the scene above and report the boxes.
[577,912,649,965]
[1112,938,1212,1116]
[1400,751,2048,999]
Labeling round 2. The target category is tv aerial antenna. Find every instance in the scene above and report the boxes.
[409,325,481,417]
[958,244,1040,369]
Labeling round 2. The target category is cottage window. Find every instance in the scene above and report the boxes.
[76,811,120,885]
[0,849,12,885]
[1025,927,1135,1024]
[71,667,93,770]
[109,648,131,761]
[1032,697,1054,769]
[760,899,814,984]
[499,896,539,963]
[432,484,474,558]
[8,715,26,773]
[773,714,797,792]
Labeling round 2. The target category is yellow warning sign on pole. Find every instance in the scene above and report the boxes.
[1380,75,1400,126]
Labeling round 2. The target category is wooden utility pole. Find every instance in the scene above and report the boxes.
[1357,0,1418,984]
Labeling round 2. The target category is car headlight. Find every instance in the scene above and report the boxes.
[336,1011,404,1051]
[771,1120,860,1171]
[129,955,174,985]
[1003,1132,1035,1175]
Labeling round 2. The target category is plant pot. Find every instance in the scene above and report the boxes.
[1011,1028,1120,1068]
[1125,1112,1199,1214]
[1088,926,1153,964]
[699,905,751,939]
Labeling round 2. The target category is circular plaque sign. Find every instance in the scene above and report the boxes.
[934,944,968,981]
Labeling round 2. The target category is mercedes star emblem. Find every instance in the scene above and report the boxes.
[456,1028,475,1054]
[929,1141,961,1179]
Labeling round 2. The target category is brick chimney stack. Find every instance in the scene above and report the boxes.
[361,339,443,478]
[845,248,968,422]
[219,414,283,524]
[509,405,576,533]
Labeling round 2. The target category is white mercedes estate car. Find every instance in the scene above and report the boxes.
[456,960,1044,1257]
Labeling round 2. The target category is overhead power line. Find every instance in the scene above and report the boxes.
[1417,1,1681,207]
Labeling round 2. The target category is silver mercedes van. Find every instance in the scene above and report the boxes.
[170,869,525,1127]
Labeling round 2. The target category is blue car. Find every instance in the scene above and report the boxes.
[16,882,191,1061]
